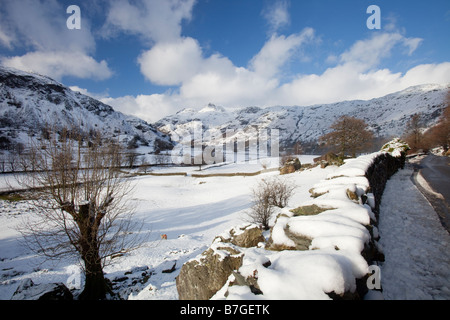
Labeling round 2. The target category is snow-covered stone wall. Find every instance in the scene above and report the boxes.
[176,139,408,300]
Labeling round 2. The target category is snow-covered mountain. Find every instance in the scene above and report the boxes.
[1,64,447,157]
[155,84,448,152]
[0,66,172,152]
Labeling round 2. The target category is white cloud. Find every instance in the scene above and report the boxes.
[399,62,450,88]
[0,0,112,80]
[0,10,14,50]
[1,51,113,81]
[102,0,196,43]
[101,93,184,123]
[340,32,422,70]
[103,59,450,124]
[3,0,95,53]
[138,37,203,86]
[175,28,316,108]
[403,37,423,56]
[262,0,291,34]
[0,27,14,49]
[270,32,446,106]
[120,29,449,123]
[250,29,315,79]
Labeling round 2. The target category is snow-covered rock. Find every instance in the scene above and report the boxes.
[11,278,73,300]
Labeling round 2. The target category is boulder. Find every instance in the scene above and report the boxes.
[280,157,301,175]
[216,224,265,248]
[11,278,73,300]
[176,243,244,300]
[313,152,343,168]
[346,188,359,201]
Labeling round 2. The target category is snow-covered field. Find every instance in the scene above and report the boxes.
[1,153,449,300]
[0,155,329,300]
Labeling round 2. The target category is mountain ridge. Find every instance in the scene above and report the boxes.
[155,83,449,151]
[1,65,448,156]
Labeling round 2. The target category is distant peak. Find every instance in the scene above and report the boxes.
[199,103,226,113]
[176,107,196,114]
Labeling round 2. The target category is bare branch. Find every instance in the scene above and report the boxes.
[14,126,143,299]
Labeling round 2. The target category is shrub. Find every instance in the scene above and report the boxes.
[246,177,296,230]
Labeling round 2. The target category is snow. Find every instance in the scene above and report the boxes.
[416,171,444,199]
[212,152,383,300]
[234,250,358,300]
[1,151,449,300]
[326,152,382,179]
[378,167,450,300]
[270,214,296,248]
[0,155,331,300]
[288,214,370,252]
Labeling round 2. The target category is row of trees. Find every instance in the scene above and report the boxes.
[315,89,450,158]
[403,92,449,153]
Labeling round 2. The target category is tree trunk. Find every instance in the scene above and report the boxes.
[77,203,111,300]
[79,256,111,300]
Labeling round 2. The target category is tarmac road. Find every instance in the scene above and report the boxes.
[412,155,450,233]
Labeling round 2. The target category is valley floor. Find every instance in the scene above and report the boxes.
[0,156,449,300]
[0,156,324,300]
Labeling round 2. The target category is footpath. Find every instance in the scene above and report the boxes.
[378,164,450,299]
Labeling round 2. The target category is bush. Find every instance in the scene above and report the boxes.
[246,177,296,230]
[246,200,275,231]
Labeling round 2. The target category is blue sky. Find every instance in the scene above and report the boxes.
[0,0,449,122]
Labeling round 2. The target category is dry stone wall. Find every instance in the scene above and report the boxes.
[176,139,408,300]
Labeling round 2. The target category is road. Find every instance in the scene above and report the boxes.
[411,155,450,233]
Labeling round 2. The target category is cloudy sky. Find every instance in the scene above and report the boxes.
[1,0,449,123]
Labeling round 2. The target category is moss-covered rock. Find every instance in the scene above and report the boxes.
[290,204,333,216]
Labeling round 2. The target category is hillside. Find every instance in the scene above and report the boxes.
[0,66,172,154]
[155,84,448,152]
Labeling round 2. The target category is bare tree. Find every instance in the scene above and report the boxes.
[320,115,374,158]
[247,198,274,231]
[267,177,296,208]
[16,128,141,300]
[138,155,151,173]
[125,151,139,168]
[246,177,296,230]
[403,113,424,151]
[426,90,450,153]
